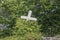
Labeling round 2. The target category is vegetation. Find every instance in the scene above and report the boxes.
[0,0,60,40]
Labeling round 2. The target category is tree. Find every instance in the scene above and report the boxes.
[33,0,60,37]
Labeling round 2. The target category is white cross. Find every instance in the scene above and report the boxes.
[21,10,37,21]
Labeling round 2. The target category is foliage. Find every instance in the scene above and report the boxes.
[0,33,42,40]
[12,18,40,35]
[36,0,60,36]
[0,0,60,39]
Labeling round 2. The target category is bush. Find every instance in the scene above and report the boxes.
[12,18,40,35]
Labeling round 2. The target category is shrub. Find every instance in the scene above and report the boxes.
[12,18,40,36]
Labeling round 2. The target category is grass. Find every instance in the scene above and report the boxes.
[0,33,42,40]
[0,35,27,40]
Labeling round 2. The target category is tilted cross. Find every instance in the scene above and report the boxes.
[21,10,37,21]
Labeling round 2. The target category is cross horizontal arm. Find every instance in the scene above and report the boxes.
[29,17,37,21]
[21,16,28,19]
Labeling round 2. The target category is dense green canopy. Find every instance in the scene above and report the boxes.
[0,0,60,38]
